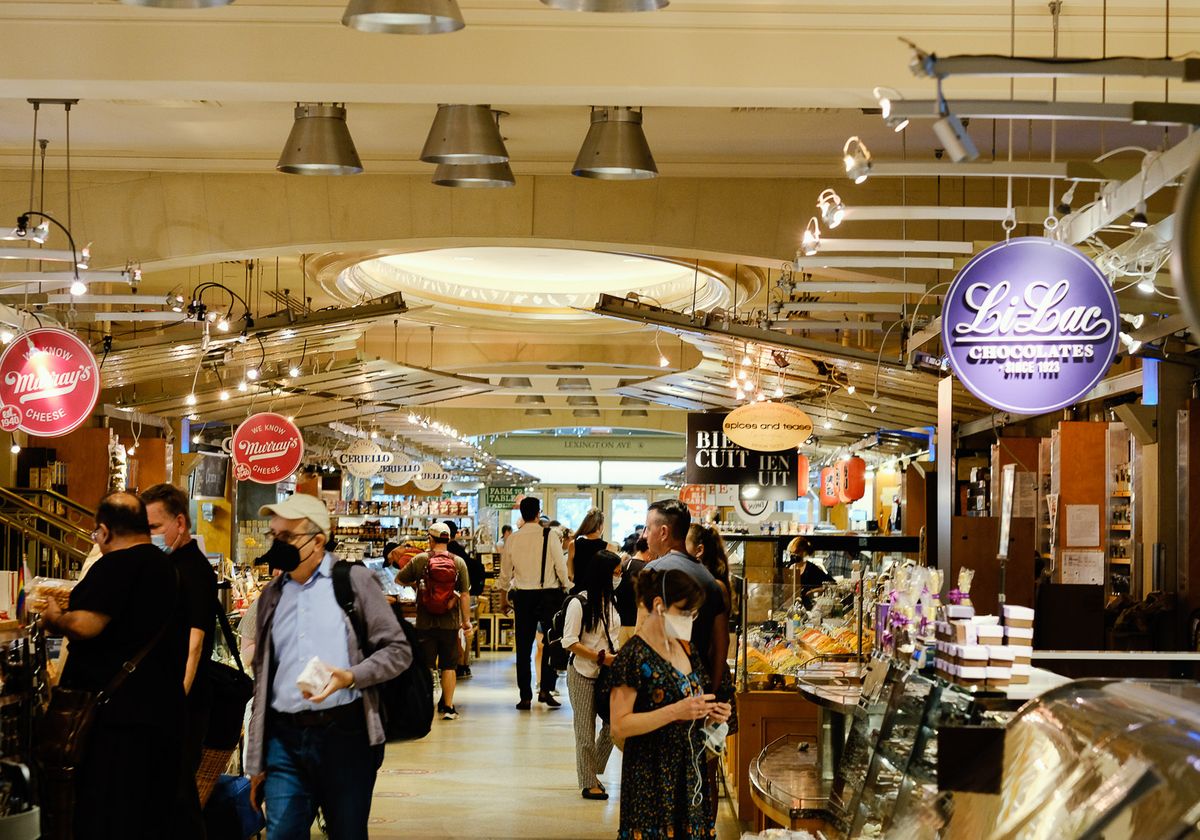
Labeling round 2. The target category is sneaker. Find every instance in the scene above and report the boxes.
[441,706,459,720]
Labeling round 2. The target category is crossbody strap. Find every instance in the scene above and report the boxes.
[213,599,248,675]
[98,565,178,703]
[332,560,368,654]
[539,526,551,589]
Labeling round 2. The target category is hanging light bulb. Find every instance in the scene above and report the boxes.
[289,365,301,378]
[823,419,833,429]
[245,368,259,381]
[216,316,231,332]
[191,434,200,445]
[741,346,753,367]
[735,387,745,400]
[658,353,670,367]
[846,384,856,395]
[1137,275,1156,294]
[756,391,767,402]
[774,383,784,398]
[237,380,248,392]
[842,136,873,184]
[738,368,748,382]
[817,188,846,228]
[801,216,821,257]
[69,277,87,297]
[128,445,137,455]
[9,441,18,455]
[728,374,738,389]
[219,389,230,401]
[370,429,379,439]
[869,404,878,413]
[0,331,13,345]
[1130,199,1149,229]
[185,393,197,406]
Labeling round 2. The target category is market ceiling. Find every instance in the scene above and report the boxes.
[0,0,1193,451]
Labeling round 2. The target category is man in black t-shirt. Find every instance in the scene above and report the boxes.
[42,492,189,839]
[143,483,218,839]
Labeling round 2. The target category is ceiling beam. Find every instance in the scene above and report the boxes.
[890,99,1200,127]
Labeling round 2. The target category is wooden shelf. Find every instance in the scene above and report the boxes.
[1110,526,1132,532]
[1111,492,1132,498]
[1110,559,1132,565]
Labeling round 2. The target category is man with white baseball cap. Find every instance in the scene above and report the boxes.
[244,493,411,840]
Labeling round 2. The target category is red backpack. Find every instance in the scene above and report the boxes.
[419,550,460,615]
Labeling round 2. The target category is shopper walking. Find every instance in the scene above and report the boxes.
[40,492,189,840]
[562,548,622,800]
[644,500,730,694]
[568,508,616,594]
[615,538,656,644]
[443,520,482,679]
[395,523,472,720]
[498,496,570,710]
[141,483,218,840]
[609,567,731,840]
[245,494,411,840]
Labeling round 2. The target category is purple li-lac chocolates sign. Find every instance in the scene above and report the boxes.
[941,236,1120,414]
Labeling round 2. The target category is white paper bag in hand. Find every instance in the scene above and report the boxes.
[296,656,335,698]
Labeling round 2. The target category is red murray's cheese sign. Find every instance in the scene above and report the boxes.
[0,328,100,437]
[232,412,304,484]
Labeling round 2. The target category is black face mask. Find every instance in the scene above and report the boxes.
[262,536,314,573]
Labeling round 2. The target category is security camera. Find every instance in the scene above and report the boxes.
[932,114,979,163]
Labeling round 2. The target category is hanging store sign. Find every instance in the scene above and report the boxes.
[484,485,525,509]
[413,459,451,492]
[721,402,814,452]
[941,237,1120,414]
[378,452,421,485]
[232,412,304,484]
[336,438,393,479]
[0,328,99,437]
[685,412,799,501]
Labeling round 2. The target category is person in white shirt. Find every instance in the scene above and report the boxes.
[498,497,570,710]
[562,549,622,800]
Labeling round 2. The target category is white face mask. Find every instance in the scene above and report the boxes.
[612,576,622,590]
[663,611,694,642]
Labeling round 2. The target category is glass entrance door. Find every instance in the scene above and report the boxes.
[605,492,650,548]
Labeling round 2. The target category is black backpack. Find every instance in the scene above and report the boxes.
[544,592,586,672]
[331,561,433,742]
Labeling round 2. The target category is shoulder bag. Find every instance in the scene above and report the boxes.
[593,615,617,724]
[203,603,255,750]
[35,598,176,840]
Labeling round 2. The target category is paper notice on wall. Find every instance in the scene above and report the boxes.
[1065,504,1100,547]
[1062,550,1105,585]
[1013,472,1038,519]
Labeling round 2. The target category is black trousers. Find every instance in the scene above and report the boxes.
[75,720,181,839]
[512,588,563,701]
[175,686,211,839]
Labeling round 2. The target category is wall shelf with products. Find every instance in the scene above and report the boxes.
[1106,423,1136,598]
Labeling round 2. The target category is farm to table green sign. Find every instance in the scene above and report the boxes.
[485,485,525,508]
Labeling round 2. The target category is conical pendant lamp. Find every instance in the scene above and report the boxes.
[541,0,666,10]
[276,104,363,175]
[572,106,657,180]
[420,105,509,165]
[342,0,465,34]
[433,161,516,188]
[121,0,233,7]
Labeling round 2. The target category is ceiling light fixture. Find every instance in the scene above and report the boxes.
[120,0,231,7]
[1137,275,1156,294]
[874,86,909,132]
[433,160,515,188]
[843,136,873,184]
[801,217,821,257]
[541,0,665,10]
[1130,199,1150,229]
[218,389,230,401]
[1119,332,1143,353]
[932,80,979,163]
[1121,313,1146,330]
[817,189,846,228]
[276,103,364,175]
[1057,180,1079,215]
[421,104,509,165]
[342,0,465,33]
[572,106,657,180]
[185,393,197,406]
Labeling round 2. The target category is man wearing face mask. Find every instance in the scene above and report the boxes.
[40,492,189,839]
[245,493,411,840]
[141,483,218,840]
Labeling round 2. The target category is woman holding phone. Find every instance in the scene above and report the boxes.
[609,568,732,840]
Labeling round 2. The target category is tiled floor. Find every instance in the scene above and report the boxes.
[358,652,749,840]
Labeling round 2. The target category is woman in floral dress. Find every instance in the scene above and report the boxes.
[609,568,733,840]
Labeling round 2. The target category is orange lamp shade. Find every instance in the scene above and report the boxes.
[797,454,810,496]
[844,456,867,502]
[819,466,839,507]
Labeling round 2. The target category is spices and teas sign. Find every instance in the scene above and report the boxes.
[232,412,304,484]
[0,328,100,437]
[686,412,799,501]
[941,237,1120,414]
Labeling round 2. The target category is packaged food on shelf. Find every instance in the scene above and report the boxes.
[28,577,76,612]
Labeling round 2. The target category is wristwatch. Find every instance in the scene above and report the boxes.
[597,650,607,666]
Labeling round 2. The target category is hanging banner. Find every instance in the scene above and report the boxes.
[679,484,716,520]
[0,328,100,437]
[485,485,525,509]
[379,452,421,487]
[413,459,451,492]
[336,438,392,479]
[941,237,1120,414]
[686,412,799,501]
[232,412,304,484]
[722,402,814,451]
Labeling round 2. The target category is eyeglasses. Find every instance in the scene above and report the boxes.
[89,528,101,542]
[266,530,320,546]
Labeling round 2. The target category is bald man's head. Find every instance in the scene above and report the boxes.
[95,492,151,553]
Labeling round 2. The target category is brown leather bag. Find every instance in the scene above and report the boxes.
[35,614,173,840]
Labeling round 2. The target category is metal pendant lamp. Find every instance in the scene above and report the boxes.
[276,103,363,175]
[433,161,516,188]
[342,0,465,34]
[120,0,233,7]
[572,106,657,180]
[540,0,667,10]
[420,105,509,165]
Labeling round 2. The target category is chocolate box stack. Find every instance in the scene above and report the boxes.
[1002,605,1035,684]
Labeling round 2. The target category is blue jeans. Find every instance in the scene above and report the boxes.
[263,714,385,840]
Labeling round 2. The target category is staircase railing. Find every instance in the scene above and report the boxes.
[0,488,93,579]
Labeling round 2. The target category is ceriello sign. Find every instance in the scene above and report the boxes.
[232,412,304,484]
[722,402,814,451]
[336,438,393,479]
[413,460,451,492]
[379,451,421,485]
[0,328,100,437]
[942,237,1120,414]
